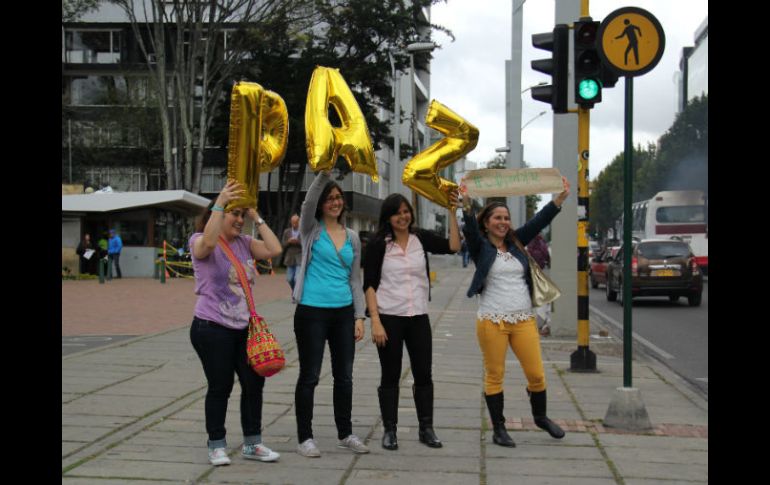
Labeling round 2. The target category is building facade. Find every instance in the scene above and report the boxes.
[63,2,445,242]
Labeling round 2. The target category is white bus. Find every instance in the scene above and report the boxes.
[620,190,708,275]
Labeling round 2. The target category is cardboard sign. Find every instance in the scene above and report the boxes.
[461,168,563,197]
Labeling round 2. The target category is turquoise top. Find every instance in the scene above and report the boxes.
[300,226,354,308]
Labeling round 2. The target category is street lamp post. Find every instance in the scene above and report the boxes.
[405,41,437,225]
[388,51,401,197]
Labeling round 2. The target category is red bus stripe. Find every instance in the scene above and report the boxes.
[655,224,707,235]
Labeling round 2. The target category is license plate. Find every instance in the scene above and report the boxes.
[652,269,679,277]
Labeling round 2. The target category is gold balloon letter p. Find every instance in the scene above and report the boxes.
[227,81,289,210]
[305,66,378,182]
[403,100,479,208]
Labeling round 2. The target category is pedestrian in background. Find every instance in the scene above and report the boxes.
[526,233,552,336]
[462,177,570,448]
[363,192,460,451]
[189,180,283,466]
[292,170,369,458]
[460,233,470,268]
[281,214,302,291]
[75,233,96,275]
[108,229,123,279]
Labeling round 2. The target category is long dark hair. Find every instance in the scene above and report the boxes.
[314,181,347,222]
[195,200,218,233]
[374,193,415,244]
[477,201,518,244]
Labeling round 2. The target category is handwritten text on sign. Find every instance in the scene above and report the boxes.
[461,168,564,197]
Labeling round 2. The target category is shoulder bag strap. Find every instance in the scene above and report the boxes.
[217,236,259,320]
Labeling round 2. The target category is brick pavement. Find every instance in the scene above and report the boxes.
[61,274,292,336]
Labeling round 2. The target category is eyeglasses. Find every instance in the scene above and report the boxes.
[325,194,344,203]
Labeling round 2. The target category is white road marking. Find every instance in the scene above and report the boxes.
[589,305,676,360]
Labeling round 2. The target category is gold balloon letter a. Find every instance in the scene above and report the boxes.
[227,81,289,210]
[305,66,378,182]
[402,100,479,208]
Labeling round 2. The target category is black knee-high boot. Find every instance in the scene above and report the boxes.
[378,387,399,450]
[484,392,516,447]
[413,384,442,448]
[528,389,565,439]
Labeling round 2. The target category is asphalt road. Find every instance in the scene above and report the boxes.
[588,280,708,398]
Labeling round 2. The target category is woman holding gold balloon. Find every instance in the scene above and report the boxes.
[363,192,460,451]
[462,177,570,448]
[292,170,369,458]
[188,179,284,466]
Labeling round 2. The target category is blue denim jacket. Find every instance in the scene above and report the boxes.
[462,202,561,298]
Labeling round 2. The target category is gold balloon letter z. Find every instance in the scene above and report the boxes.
[403,100,479,208]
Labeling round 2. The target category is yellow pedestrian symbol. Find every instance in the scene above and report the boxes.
[598,7,665,77]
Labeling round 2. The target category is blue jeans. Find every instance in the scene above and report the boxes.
[286,265,299,291]
[190,318,265,448]
[293,304,355,442]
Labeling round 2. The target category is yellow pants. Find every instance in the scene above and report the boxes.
[476,317,546,395]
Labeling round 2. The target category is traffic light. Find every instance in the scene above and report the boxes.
[531,24,568,114]
[573,18,603,108]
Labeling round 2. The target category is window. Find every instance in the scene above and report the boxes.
[656,206,705,224]
[85,167,148,192]
[69,75,128,106]
[64,30,121,64]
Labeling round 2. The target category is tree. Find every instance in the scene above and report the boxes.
[589,95,708,241]
[110,0,317,192]
[63,0,101,22]
[217,0,452,235]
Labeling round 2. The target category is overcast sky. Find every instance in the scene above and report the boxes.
[429,0,708,183]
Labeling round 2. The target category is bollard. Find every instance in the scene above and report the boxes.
[98,257,105,284]
[160,258,166,284]
[153,259,159,279]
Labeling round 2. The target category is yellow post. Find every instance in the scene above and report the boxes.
[570,107,597,372]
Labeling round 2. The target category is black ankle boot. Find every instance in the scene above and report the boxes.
[528,389,565,439]
[378,387,399,450]
[484,392,516,447]
[413,384,443,448]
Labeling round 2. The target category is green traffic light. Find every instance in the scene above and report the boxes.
[578,78,600,100]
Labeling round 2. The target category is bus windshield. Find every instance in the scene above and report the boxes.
[656,206,705,224]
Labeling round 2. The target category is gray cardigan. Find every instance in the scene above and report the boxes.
[291,171,366,319]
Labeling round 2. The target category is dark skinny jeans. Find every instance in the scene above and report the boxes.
[190,317,265,447]
[293,304,355,442]
[376,313,433,389]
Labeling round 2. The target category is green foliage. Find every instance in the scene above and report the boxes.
[589,95,708,240]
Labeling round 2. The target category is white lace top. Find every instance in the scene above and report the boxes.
[477,250,534,324]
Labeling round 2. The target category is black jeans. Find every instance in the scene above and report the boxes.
[190,318,265,446]
[376,314,433,389]
[294,304,355,442]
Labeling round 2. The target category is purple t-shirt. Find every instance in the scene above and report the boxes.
[190,233,257,330]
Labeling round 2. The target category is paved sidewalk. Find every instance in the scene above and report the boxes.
[62,264,707,484]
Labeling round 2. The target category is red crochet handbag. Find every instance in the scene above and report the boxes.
[218,237,285,377]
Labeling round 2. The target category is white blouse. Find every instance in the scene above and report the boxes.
[477,250,534,324]
[376,235,429,316]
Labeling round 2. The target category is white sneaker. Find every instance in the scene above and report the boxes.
[208,447,231,466]
[338,434,370,454]
[242,443,280,462]
[297,438,321,457]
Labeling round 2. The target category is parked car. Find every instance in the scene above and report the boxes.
[588,240,600,263]
[589,246,620,288]
[605,239,703,306]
